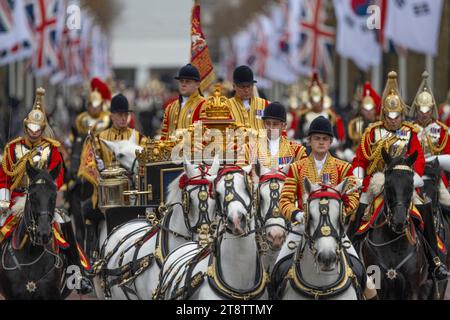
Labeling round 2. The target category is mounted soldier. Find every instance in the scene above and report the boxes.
[348,71,450,280]
[0,88,92,294]
[294,73,346,148]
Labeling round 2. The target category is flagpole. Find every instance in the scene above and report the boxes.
[399,48,407,101]
[339,57,348,107]
[16,61,24,100]
[425,54,434,90]
[371,63,382,95]
[8,62,16,99]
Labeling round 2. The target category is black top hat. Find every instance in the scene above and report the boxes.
[262,102,287,123]
[233,65,257,85]
[110,94,132,113]
[308,116,334,137]
[174,64,200,81]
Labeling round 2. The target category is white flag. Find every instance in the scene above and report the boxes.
[0,0,33,66]
[385,0,443,56]
[334,0,381,71]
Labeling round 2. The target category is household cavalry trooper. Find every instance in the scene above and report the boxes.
[294,73,346,148]
[0,88,93,294]
[159,64,206,140]
[349,71,450,280]
[74,77,111,137]
[339,81,381,162]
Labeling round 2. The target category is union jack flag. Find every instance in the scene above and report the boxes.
[24,0,65,76]
[298,0,335,82]
[0,0,33,66]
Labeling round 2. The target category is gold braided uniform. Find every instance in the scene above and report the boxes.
[75,111,110,136]
[160,92,206,140]
[280,154,359,221]
[250,136,307,168]
[226,96,269,132]
[414,120,450,157]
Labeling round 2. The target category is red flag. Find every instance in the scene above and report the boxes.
[190,1,215,92]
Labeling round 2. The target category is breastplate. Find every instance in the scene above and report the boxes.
[373,127,411,159]
[14,143,52,188]
[418,123,441,157]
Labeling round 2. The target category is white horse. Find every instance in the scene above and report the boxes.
[100,131,143,173]
[271,178,361,300]
[156,165,270,300]
[257,164,290,273]
[92,157,220,300]
[85,131,144,264]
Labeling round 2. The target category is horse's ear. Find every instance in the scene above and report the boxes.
[49,163,61,181]
[100,138,113,151]
[405,151,418,167]
[128,131,138,145]
[184,156,196,178]
[381,148,391,166]
[26,160,39,182]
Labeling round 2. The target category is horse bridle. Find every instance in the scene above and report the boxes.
[257,171,288,227]
[178,164,216,234]
[383,166,414,234]
[214,167,255,233]
[304,185,345,256]
[24,174,57,247]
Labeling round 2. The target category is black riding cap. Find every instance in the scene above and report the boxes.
[233,65,257,85]
[262,102,287,123]
[308,116,334,137]
[174,64,200,81]
[110,94,132,113]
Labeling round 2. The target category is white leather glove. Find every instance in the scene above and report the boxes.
[352,167,364,188]
[413,172,424,188]
[0,189,10,214]
[95,156,105,171]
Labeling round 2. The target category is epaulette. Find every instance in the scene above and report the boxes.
[366,121,383,130]
[402,121,420,133]
[42,137,61,148]
[436,120,449,131]
[6,136,24,147]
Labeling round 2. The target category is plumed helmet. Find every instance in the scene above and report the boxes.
[361,82,381,115]
[308,72,324,104]
[380,71,408,121]
[23,88,47,134]
[410,71,437,119]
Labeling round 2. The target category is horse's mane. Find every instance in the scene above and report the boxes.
[166,173,183,205]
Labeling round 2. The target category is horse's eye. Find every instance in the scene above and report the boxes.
[118,153,124,158]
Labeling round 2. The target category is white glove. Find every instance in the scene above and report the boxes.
[295,210,305,224]
[352,167,365,180]
[95,157,105,171]
[413,172,424,188]
[0,189,10,214]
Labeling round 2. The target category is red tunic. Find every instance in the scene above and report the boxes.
[0,137,64,202]
[351,121,425,192]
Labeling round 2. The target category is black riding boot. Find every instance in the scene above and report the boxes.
[59,222,93,294]
[416,202,450,281]
[85,219,99,264]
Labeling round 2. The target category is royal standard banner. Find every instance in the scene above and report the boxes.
[77,137,100,207]
[190,1,215,92]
